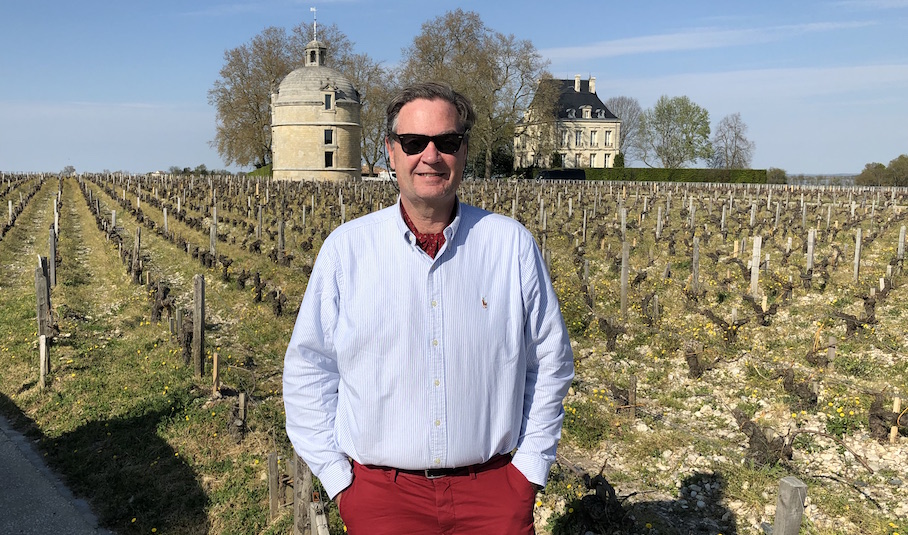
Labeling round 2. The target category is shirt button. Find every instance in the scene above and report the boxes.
[434,379,440,386]
[434,420,441,426]
[434,458,441,465]
[432,339,438,346]
[431,300,438,307]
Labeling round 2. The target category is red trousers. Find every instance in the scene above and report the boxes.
[338,456,537,534]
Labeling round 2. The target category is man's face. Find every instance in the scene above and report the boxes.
[386,98,467,212]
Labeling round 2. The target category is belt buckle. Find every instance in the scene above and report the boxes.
[424,468,446,479]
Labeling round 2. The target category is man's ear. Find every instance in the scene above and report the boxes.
[384,137,395,170]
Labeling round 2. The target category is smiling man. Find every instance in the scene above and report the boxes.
[283,82,574,534]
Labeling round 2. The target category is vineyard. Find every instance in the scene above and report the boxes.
[1,173,906,535]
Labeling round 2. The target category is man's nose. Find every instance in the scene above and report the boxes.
[420,141,441,163]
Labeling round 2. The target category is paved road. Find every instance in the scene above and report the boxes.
[0,414,112,534]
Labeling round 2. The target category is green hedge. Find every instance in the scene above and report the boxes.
[584,167,767,184]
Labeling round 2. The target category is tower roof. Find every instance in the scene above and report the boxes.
[273,38,359,105]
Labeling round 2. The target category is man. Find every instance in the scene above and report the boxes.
[283,82,573,534]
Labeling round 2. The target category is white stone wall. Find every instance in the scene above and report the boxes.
[272,96,362,182]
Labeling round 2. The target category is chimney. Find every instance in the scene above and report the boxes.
[589,76,596,94]
[574,74,581,92]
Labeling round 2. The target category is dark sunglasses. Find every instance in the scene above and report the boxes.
[389,131,467,155]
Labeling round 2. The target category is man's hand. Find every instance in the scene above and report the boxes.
[334,488,347,510]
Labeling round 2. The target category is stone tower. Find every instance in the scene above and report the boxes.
[271,38,362,181]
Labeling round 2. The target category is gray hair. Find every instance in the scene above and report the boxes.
[386,82,476,135]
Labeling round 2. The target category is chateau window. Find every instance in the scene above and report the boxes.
[325,151,334,168]
[604,154,610,167]
[574,131,583,146]
[574,154,581,168]
[324,94,333,110]
[582,108,591,119]
[324,129,333,145]
[560,130,568,147]
[590,130,598,146]
[604,130,612,146]
[590,154,596,167]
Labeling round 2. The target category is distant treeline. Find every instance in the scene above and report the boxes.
[855,154,908,187]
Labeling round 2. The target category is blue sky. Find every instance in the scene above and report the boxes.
[2,0,906,175]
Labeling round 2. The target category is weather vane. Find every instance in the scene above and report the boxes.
[310,7,317,40]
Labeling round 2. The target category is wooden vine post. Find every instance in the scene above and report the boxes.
[750,236,762,296]
[38,335,49,389]
[691,237,700,295]
[192,274,205,378]
[620,241,629,320]
[35,257,52,338]
[293,453,313,535]
[628,375,637,422]
[48,229,56,288]
[773,476,807,535]
[212,352,220,395]
[898,225,906,269]
[210,205,217,257]
[268,452,280,521]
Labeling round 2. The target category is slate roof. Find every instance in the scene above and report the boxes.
[544,78,618,121]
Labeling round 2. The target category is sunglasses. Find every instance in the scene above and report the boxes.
[389,131,467,155]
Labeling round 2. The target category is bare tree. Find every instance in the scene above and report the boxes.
[637,95,711,168]
[711,112,755,169]
[516,75,562,169]
[345,54,397,176]
[208,26,290,168]
[605,96,642,161]
[400,9,551,179]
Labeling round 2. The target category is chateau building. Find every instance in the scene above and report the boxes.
[271,38,362,181]
[514,75,621,170]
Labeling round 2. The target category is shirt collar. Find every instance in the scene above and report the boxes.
[394,196,462,242]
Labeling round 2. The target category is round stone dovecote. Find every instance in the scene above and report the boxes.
[271,39,362,181]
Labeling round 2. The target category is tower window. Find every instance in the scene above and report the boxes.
[325,152,334,168]
[324,129,333,145]
[324,94,333,110]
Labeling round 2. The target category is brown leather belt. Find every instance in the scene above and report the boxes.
[373,454,510,480]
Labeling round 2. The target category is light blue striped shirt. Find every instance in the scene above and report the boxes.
[283,199,574,498]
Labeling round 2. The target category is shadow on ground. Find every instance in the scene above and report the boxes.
[0,391,210,535]
[550,471,737,535]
